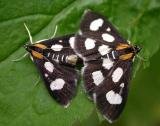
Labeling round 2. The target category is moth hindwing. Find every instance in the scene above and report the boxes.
[74,10,141,122]
[25,34,81,107]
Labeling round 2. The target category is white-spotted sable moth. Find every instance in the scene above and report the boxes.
[23,30,82,107]
[73,10,141,122]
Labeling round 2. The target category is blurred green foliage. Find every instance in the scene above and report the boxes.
[0,0,160,126]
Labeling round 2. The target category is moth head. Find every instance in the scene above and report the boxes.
[24,43,47,59]
[133,45,141,54]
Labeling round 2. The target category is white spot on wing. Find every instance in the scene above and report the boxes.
[50,78,65,91]
[92,70,104,86]
[85,38,96,50]
[119,83,125,94]
[51,44,63,51]
[106,90,122,104]
[90,18,104,31]
[44,73,48,77]
[93,93,97,103]
[59,40,63,43]
[106,27,111,32]
[47,52,50,57]
[78,30,82,35]
[112,67,123,83]
[98,45,111,56]
[102,59,114,70]
[44,62,54,72]
[112,51,116,59]
[120,83,124,88]
[69,37,75,48]
[102,33,115,42]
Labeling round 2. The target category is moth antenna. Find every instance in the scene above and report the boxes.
[24,23,33,44]
[34,76,41,86]
[127,29,132,40]
[51,25,58,39]
[12,52,28,62]
[136,54,147,61]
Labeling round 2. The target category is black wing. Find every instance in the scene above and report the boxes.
[74,10,128,61]
[33,56,79,107]
[94,60,132,122]
[79,10,127,44]
[82,58,115,99]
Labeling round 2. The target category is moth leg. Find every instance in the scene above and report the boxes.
[127,29,132,41]
[34,76,41,86]
[12,52,29,62]
[136,54,147,61]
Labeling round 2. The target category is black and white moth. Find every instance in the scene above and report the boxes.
[73,10,141,122]
[24,33,81,107]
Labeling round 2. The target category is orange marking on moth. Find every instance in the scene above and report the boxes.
[116,43,130,50]
[119,53,133,60]
[34,43,47,49]
[31,50,44,59]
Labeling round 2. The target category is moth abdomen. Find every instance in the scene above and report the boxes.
[46,52,78,66]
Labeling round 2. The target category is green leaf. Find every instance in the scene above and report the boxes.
[0,0,160,126]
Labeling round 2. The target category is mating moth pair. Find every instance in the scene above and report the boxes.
[23,10,141,123]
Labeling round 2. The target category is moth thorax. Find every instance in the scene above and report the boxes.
[117,47,134,60]
[115,43,135,60]
[66,55,78,65]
